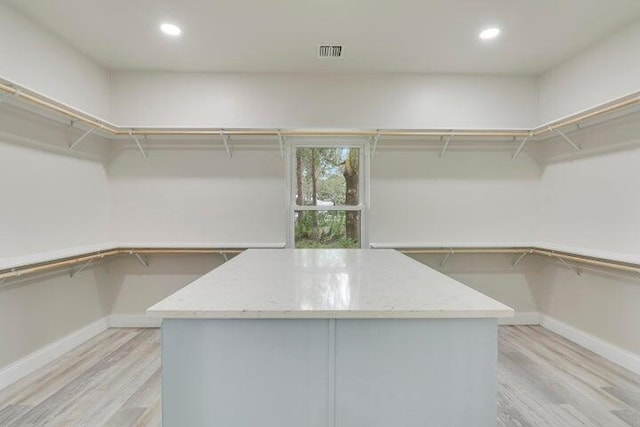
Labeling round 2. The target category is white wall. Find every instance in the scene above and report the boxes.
[539,113,640,258]
[105,254,228,316]
[110,72,538,129]
[0,105,110,258]
[408,253,540,315]
[0,267,109,369]
[535,265,640,356]
[534,110,640,358]
[370,147,541,245]
[0,3,111,119]
[539,20,640,123]
[108,142,286,245]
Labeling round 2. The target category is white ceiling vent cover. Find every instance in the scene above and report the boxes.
[318,44,343,58]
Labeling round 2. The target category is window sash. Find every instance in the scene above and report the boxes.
[287,140,369,248]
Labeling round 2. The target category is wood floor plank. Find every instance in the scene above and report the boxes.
[104,407,146,427]
[68,335,160,426]
[499,327,636,427]
[611,408,640,427]
[133,398,162,427]
[0,328,140,407]
[497,389,533,427]
[1,325,638,427]
[0,404,32,426]
[123,367,162,409]
[8,330,155,426]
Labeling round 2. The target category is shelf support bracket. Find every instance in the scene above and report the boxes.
[371,130,382,159]
[440,249,453,268]
[277,130,285,160]
[0,268,18,286]
[512,251,529,268]
[70,259,94,277]
[557,256,580,276]
[0,88,21,104]
[551,127,580,151]
[440,132,454,159]
[219,251,229,262]
[69,127,95,150]
[129,251,149,268]
[129,130,147,158]
[512,132,533,160]
[220,131,232,158]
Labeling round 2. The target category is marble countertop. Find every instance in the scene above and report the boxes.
[147,249,514,319]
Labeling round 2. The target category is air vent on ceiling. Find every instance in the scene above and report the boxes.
[318,44,343,58]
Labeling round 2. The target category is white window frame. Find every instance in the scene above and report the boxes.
[285,139,370,248]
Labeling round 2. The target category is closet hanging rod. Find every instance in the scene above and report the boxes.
[532,94,640,136]
[2,246,638,282]
[0,82,117,133]
[1,80,639,140]
[0,249,121,280]
[398,247,640,274]
[0,247,245,281]
[400,248,529,255]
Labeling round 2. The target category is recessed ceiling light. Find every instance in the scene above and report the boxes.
[479,27,500,40]
[160,23,182,37]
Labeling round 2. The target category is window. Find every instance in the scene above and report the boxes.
[288,143,368,248]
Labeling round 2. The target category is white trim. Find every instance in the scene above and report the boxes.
[108,314,161,328]
[293,205,363,211]
[499,311,541,326]
[0,317,108,391]
[541,314,640,376]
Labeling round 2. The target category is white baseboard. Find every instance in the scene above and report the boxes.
[540,314,640,376]
[0,317,109,391]
[108,314,161,328]
[499,311,541,326]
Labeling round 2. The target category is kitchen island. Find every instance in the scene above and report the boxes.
[147,249,513,427]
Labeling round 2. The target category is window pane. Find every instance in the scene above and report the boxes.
[294,210,360,248]
[295,147,359,206]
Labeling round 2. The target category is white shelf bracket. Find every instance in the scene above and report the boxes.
[512,132,533,160]
[557,256,580,276]
[440,250,454,268]
[0,88,21,104]
[220,131,233,158]
[219,251,229,262]
[0,268,18,286]
[129,130,147,158]
[370,130,382,159]
[277,130,285,160]
[70,259,94,277]
[129,251,149,268]
[440,132,454,159]
[68,127,95,150]
[551,127,580,152]
[512,251,530,268]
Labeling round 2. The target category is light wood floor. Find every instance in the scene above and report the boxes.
[1,326,639,426]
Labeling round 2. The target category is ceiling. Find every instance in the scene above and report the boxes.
[9,0,640,75]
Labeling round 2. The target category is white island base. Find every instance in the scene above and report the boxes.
[149,249,512,427]
[162,317,497,426]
